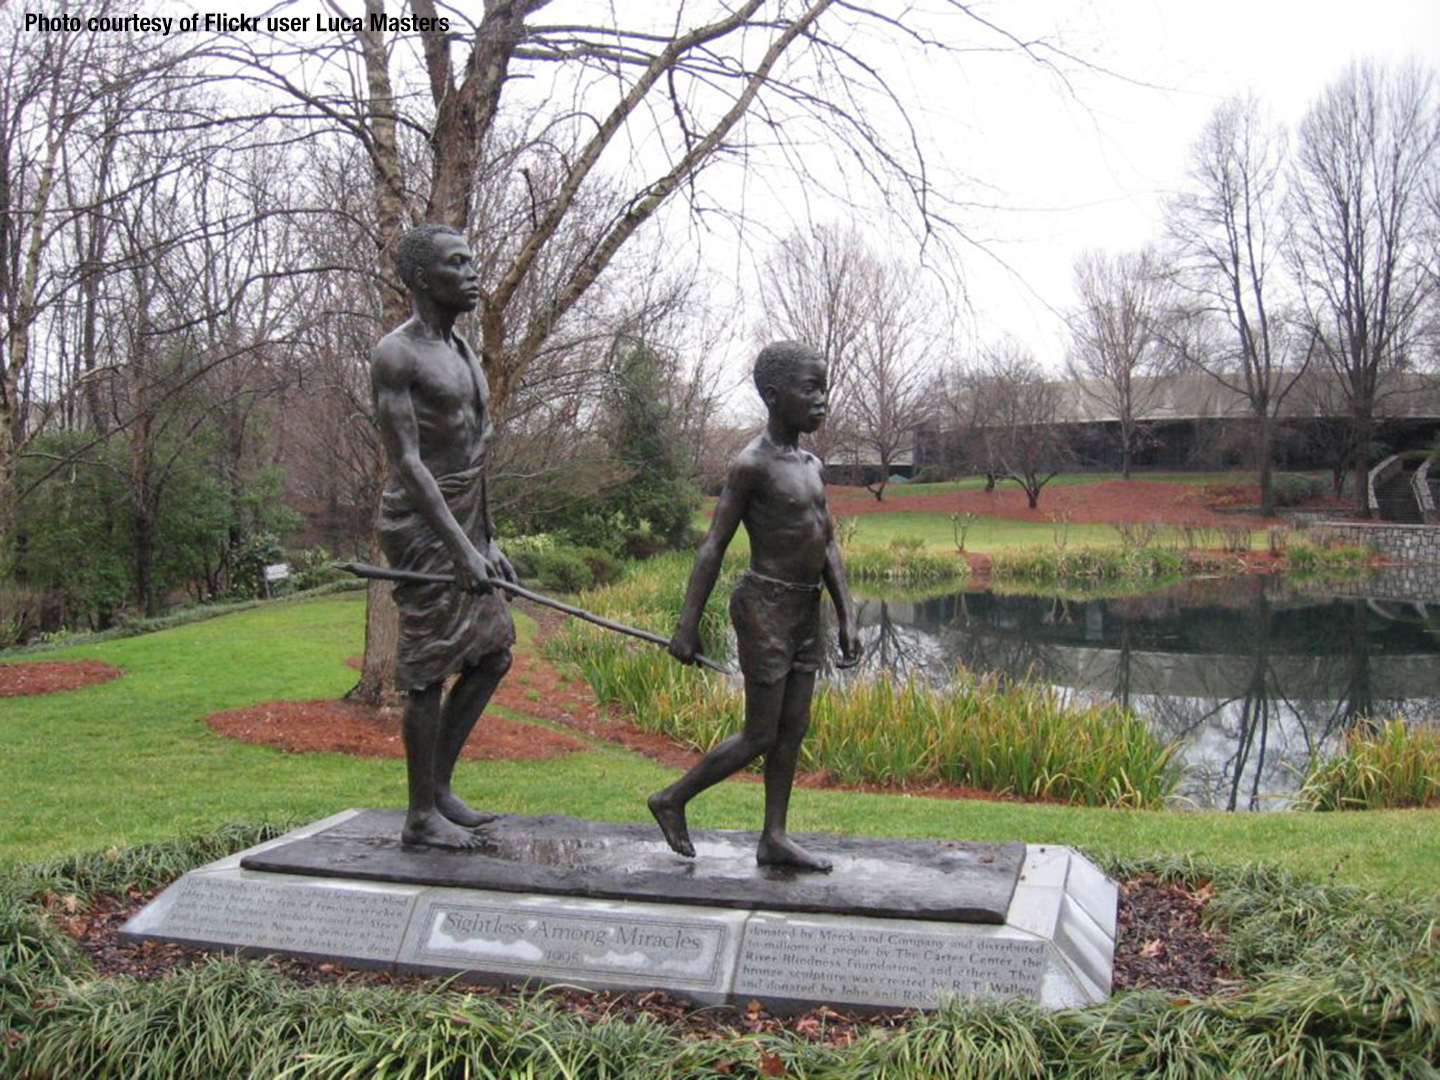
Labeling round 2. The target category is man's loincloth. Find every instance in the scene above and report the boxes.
[729,570,823,685]
[377,462,515,691]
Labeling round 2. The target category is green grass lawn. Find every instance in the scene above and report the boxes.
[2,593,1436,897]
[863,471,1257,499]
[848,512,1124,553]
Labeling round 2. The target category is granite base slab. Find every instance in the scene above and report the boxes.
[121,811,1117,1012]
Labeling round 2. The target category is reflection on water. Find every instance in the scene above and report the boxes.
[835,578,1440,810]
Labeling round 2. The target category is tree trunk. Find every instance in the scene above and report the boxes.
[1353,408,1372,519]
[1121,426,1132,480]
[0,415,14,571]
[351,9,412,705]
[1257,415,1274,518]
[350,567,399,705]
[134,501,158,617]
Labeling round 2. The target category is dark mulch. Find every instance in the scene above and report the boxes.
[0,660,123,697]
[1112,875,1239,996]
[49,874,1237,1044]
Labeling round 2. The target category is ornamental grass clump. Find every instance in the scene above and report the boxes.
[1297,718,1440,810]
[842,538,966,585]
[991,545,1186,585]
[548,557,1180,808]
[804,670,1182,808]
[1283,541,1373,576]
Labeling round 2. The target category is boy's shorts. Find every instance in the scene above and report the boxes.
[730,571,822,685]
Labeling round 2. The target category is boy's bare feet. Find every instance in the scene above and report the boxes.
[648,791,695,857]
[436,790,499,828]
[757,833,832,873]
[402,811,487,850]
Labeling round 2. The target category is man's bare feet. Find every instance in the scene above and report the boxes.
[757,833,832,872]
[402,811,487,850]
[436,790,499,828]
[648,791,695,857]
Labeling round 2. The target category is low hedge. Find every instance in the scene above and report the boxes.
[3,828,1437,1078]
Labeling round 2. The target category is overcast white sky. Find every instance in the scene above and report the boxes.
[910,0,1440,365]
[169,0,1440,383]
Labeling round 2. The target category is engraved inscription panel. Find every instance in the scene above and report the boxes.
[158,876,413,961]
[736,918,1048,1008]
[416,902,728,989]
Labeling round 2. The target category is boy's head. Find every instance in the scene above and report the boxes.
[754,341,828,433]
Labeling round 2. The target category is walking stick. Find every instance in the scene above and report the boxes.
[334,561,730,675]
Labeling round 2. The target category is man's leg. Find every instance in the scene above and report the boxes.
[756,670,831,872]
[649,676,786,857]
[401,682,486,849]
[433,648,512,827]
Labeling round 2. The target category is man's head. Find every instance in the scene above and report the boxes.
[754,340,828,434]
[395,224,479,311]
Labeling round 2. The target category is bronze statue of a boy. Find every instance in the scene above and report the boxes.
[649,341,860,872]
[371,224,517,850]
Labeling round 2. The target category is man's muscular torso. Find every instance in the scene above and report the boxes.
[376,327,489,480]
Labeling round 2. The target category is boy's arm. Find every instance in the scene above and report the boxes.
[669,461,752,663]
[822,510,861,667]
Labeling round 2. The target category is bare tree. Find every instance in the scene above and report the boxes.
[0,10,168,553]
[757,223,869,464]
[971,342,1069,509]
[1064,247,1173,481]
[1289,62,1440,516]
[846,255,940,500]
[209,1,1064,700]
[1167,96,1313,515]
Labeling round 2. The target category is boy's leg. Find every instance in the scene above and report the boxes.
[432,648,512,826]
[649,676,786,857]
[756,670,832,872]
[401,683,486,849]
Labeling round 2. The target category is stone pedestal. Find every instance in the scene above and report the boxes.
[122,810,1116,1012]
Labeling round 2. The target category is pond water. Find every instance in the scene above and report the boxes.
[840,574,1440,810]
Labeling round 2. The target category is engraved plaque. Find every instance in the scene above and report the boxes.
[735,917,1049,1008]
[146,875,414,962]
[413,901,729,989]
[122,819,1114,1012]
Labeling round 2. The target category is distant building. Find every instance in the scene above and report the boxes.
[821,436,916,486]
[916,370,1440,477]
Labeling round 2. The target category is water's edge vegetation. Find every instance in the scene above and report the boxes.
[546,554,1181,808]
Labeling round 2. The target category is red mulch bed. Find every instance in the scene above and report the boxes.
[206,696,584,762]
[826,479,1329,527]
[0,660,122,698]
[51,874,1235,1035]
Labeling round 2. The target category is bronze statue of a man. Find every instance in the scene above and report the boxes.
[371,224,517,850]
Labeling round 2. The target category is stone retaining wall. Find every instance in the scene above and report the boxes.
[1289,562,1440,603]
[1304,520,1440,564]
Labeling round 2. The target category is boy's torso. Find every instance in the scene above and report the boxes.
[741,441,831,585]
